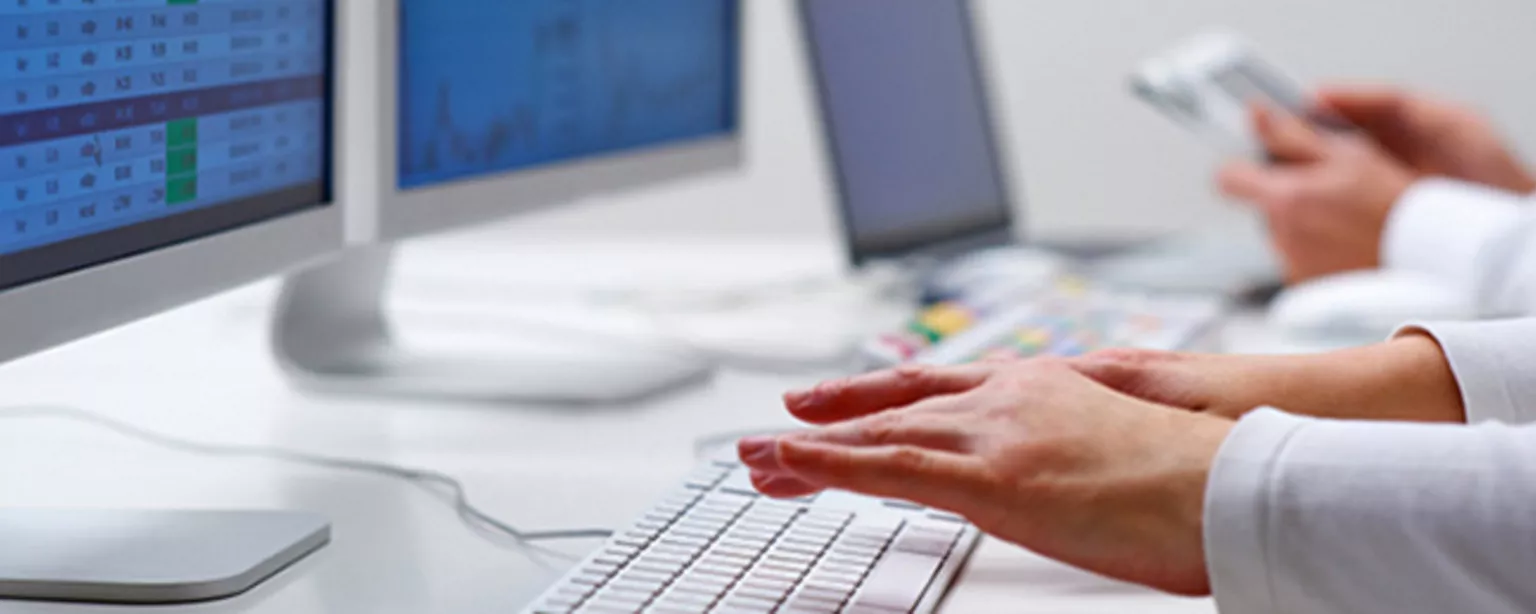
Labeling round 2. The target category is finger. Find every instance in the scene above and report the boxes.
[750,470,822,499]
[1315,85,1406,125]
[739,410,972,475]
[1217,160,1301,212]
[775,440,989,514]
[1069,349,1157,391]
[1253,104,1325,162]
[783,363,992,424]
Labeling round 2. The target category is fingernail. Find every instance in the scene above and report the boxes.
[737,436,776,463]
[752,471,820,499]
[783,389,812,409]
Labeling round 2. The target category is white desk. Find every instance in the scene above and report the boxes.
[0,238,1303,614]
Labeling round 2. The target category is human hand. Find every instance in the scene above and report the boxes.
[1071,332,1465,423]
[1219,105,1417,282]
[738,360,1233,596]
[1321,86,1536,194]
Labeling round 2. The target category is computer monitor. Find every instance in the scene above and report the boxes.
[0,0,343,363]
[799,0,1018,267]
[0,0,344,602]
[272,0,744,404]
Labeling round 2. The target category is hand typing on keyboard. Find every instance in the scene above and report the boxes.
[738,360,1232,597]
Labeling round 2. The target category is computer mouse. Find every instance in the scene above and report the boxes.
[1269,270,1476,341]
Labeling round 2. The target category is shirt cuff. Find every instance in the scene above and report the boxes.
[1204,408,1310,614]
[1382,179,1525,291]
[1396,321,1529,424]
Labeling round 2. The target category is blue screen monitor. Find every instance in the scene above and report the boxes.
[0,0,334,291]
[396,0,739,191]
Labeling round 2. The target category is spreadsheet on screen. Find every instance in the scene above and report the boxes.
[0,0,330,258]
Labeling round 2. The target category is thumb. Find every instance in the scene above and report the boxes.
[1253,104,1326,162]
[1218,161,1305,214]
[1315,85,1405,127]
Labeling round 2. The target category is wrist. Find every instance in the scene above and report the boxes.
[1296,335,1464,422]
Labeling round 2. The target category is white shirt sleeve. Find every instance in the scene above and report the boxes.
[1400,319,1536,424]
[1205,409,1536,614]
[1383,179,1536,316]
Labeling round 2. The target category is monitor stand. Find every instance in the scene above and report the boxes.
[0,509,328,604]
[271,246,715,405]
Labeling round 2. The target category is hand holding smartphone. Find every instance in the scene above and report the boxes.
[1131,31,1353,160]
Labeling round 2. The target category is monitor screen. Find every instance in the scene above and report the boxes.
[0,0,333,292]
[802,0,1014,263]
[397,0,739,191]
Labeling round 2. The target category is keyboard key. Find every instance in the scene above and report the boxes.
[780,602,840,614]
[751,500,804,514]
[614,569,672,586]
[881,499,925,511]
[567,572,607,587]
[585,592,649,609]
[775,540,825,555]
[685,512,738,527]
[763,550,818,566]
[650,605,709,614]
[786,587,845,606]
[669,527,720,542]
[804,572,860,592]
[795,584,852,604]
[660,534,711,550]
[719,594,781,610]
[784,526,838,542]
[630,560,686,576]
[844,516,903,536]
[685,467,730,489]
[729,584,790,603]
[701,492,755,508]
[657,588,717,605]
[744,567,801,584]
[669,582,729,599]
[892,524,962,557]
[847,550,944,611]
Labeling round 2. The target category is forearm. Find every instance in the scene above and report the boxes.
[1256,334,1463,423]
[1207,411,1536,614]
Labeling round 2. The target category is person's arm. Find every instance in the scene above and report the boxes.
[1400,318,1536,424]
[1384,179,1536,316]
[1208,410,1536,614]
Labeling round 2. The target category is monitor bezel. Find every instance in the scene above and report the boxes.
[797,0,1022,267]
[0,0,349,365]
[366,0,746,243]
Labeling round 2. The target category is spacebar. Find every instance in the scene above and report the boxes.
[848,550,944,611]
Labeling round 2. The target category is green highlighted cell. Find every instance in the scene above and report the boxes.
[167,119,198,146]
[166,177,199,205]
[165,118,199,205]
[167,149,198,175]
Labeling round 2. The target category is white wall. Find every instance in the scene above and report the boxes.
[493,0,1536,244]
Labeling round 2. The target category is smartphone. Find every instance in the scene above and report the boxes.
[1131,31,1352,159]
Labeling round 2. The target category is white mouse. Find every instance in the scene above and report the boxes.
[1269,270,1476,341]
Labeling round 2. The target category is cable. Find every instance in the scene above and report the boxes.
[0,406,614,555]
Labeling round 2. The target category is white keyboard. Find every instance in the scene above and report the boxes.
[523,455,981,613]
